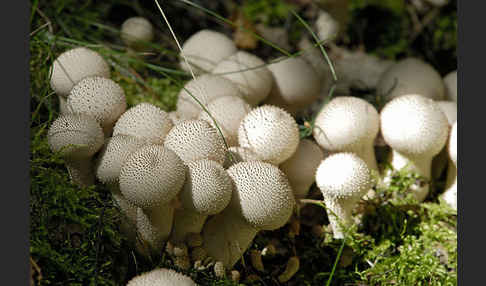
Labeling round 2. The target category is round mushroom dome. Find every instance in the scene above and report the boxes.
[315,10,339,42]
[67,76,126,136]
[127,268,196,286]
[227,161,295,230]
[121,17,154,49]
[443,70,457,102]
[113,103,173,145]
[164,119,227,165]
[180,29,237,75]
[238,105,300,165]
[212,51,273,106]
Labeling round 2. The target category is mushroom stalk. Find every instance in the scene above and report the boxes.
[170,208,207,243]
[323,196,357,239]
[143,204,175,243]
[65,157,96,188]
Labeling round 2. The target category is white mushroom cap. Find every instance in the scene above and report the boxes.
[313,96,380,171]
[164,119,227,165]
[227,161,295,230]
[198,95,252,146]
[264,57,321,112]
[95,135,147,185]
[121,17,154,49]
[113,103,173,145]
[238,105,300,165]
[376,57,445,102]
[436,101,457,126]
[119,144,186,210]
[180,159,232,215]
[443,70,457,102]
[67,76,126,136]
[223,146,261,169]
[180,29,237,75]
[212,51,274,105]
[126,268,196,286]
[176,74,243,120]
[50,47,110,109]
[315,10,339,42]
[280,139,327,199]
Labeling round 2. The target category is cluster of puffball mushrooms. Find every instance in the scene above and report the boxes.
[46,12,457,285]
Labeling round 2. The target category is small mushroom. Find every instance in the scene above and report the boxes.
[50,47,110,114]
[126,268,196,286]
[443,70,457,102]
[180,29,237,75]
[315,153,372,239]
[47,113,104,187]
[441,121,457,210]
[238,105,300,165]
[67,76,126,136]
[121,17,154,51]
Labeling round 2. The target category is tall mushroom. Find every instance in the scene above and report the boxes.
[315,153,372,239]
[47,114,104,187]
[441,121,457,210]
[126,268,196,286]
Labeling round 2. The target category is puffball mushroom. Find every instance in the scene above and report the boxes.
[119,144,186,247]
[441,121,457,210]
[280,139,327,199]
[431,101,457,180]
[50,47,110,114]
[223,146,261,169]
[380,94,449,202]
[238,105,300,165]
[176,74,243,120]
[170,159,233,242]
[264,57,321,113]
[164,119,227,165]
[315,10,339,42]
[315,153,372,239]
[180,29,237,75]
[113,102,173,145]
[202,161,295,268]
[444,70,457,102]
[126,268,196,286]
[198,95,252,147]
[313,96,380,173]
[436,101,457,126]
[376,57,445,102]
[121,17,154,50]
[67,76,126,136]
[212,51,273,106]
[47,113,104,187]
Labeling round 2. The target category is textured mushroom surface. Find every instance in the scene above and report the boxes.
[165,120,227,165]
[176,74,243,120]
[212,51,273,105]
[113,103,173,145]
[313,96,380,171]
[126,268,196,286]
[50,47,110,113]
[443,70,457,102]
[223,146,261,169]
[238,105,299,165]
[280,139,326,199]
[198,95,252,146]
[180,29,237,75]
[121,17,154,49]
[264,57,321,112]
[376,57,445,102]
[67,76,126,136]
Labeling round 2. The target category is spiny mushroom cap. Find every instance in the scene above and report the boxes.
[48,113,104,159]
[67,76,126,133]
[212,51,273,106]
[198,95,252,146]
[180,29,237,75]
[113,103,173,145]
[165,120,227,165]
[315,10,339,41]
[380,94,449,158]
[313,96,379,152]
[180,159,233,215]
[119,144,186,209]
[95,135,147,185]
[223,146,261,169]
[265,57,321,110]
[50,47,110,97]
[121,17,154,48]
[449,121,457,165]
[436,101,457,125]
[227,161,295,230]
[127,268,196,286]
[315,152,372,199]
[443,70,457,102]
[279,139,326,198]
[176,74,243,120]
[238,105,300,165]
[377,57,445,102]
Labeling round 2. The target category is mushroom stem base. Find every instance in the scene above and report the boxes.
[170,208,207,243]
[323,196,357,239]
